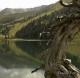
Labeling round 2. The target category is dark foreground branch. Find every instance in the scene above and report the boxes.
[31,63,44,73]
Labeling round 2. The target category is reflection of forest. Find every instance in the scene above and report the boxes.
[0,41,42,68]
[16,41,80,69]
[15,41,48,57]
[0,40,80,69]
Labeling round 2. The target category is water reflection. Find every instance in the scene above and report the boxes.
[0,40,80,78]
[15,41,48,58]
[0,40,47,68]
[0,40,80,68]
[0,40,45,78]
[0,67,44,78]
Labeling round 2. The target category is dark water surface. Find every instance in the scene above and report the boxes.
[0,40,80,78]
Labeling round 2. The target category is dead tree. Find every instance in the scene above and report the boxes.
[44,15,80,78]
[32,0,80,78]
[44,0,80,78]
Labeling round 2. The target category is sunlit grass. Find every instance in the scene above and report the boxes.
[0,34,5,40]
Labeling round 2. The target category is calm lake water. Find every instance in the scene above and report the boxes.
[0,40,80,78]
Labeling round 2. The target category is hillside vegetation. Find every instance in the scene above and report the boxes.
[0,2,63,38]
[16,8,76,39]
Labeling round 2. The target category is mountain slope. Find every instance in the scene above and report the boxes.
[0,2,63,24]
[15,3,76,39]
[0,5,53,16]
[0,5,47,15]
[0,1,64,38]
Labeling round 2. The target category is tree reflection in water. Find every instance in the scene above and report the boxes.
[0,40,80,69]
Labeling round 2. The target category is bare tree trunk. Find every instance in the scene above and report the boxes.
[45,18,80,78]
[32,1,80,77]
[44,0,80,77]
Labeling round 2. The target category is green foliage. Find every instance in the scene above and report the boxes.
[0,2,64,38]
[15,7,76,39]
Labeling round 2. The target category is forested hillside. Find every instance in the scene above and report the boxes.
[0,1,78,39]
[0,2,62,38]
[16,7,77,39]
